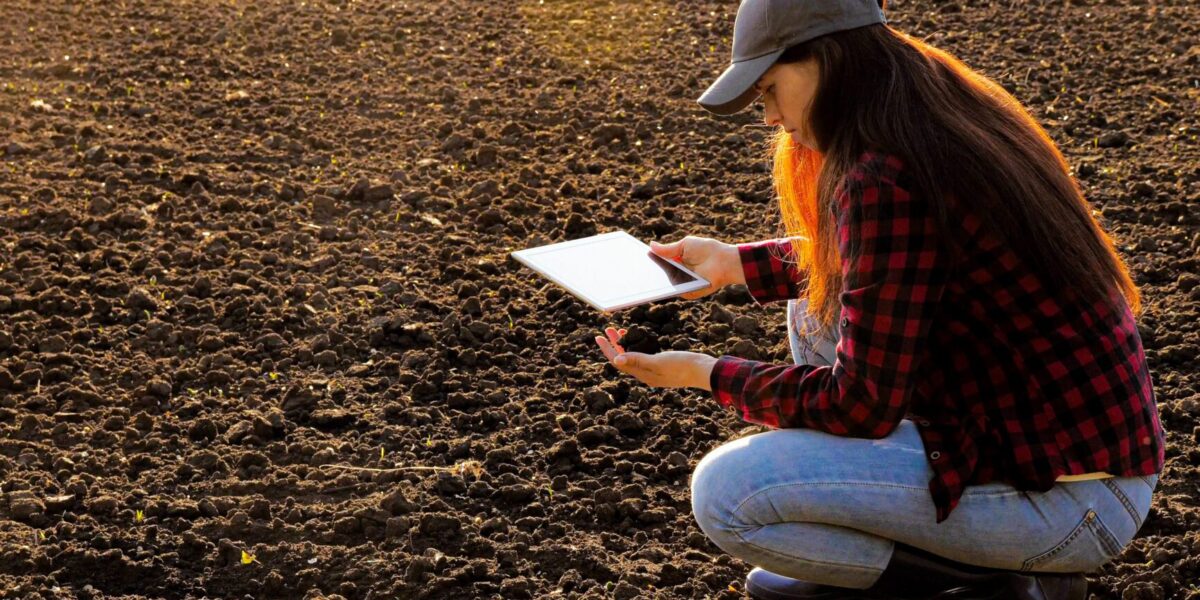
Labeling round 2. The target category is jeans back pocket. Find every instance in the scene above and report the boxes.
[1020,508,1123,573]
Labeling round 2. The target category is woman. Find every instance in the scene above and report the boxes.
[593,1,1165,599]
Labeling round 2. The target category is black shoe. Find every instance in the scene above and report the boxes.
[744,543,1087,600]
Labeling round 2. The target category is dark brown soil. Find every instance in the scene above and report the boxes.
[0,1,1197,599]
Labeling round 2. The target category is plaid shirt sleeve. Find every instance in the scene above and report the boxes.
[736,239,807,305]
[710,156,949,438]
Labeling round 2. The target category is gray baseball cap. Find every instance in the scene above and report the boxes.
[698,0,887,115]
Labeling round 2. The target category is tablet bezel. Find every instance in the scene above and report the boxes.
[511,230,711,313]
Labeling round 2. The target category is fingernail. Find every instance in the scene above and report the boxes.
[614,356,626,365]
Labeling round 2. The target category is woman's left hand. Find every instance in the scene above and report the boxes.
[594,326,718,390]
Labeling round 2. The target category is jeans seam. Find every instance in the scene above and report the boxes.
[1101,478,1142,531]
[1019,508,1122,572]
[1020,511,1091,572]
[1138,474,1158,491]
[731,481,930,525]
[1088,510,1124,558]
[730,528,886,574]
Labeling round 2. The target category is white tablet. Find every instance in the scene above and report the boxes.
[511,230,710,313]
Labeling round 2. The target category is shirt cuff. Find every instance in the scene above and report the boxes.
[709,354,759,411]
[736,239,805,305]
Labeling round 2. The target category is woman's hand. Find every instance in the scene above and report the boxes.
[649,236,743,300]
[594,326,718,390]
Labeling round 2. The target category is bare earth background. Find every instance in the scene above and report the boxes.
[0,0,1198,598]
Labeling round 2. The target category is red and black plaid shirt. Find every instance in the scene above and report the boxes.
[710,150,1165,523]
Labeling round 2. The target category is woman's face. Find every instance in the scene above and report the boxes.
[755,58,820,149]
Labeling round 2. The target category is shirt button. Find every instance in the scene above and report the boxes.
[929,451,941,460]
[918,419,931,427]
[841,317,849,328]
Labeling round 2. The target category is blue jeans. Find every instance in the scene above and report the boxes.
[690,299,1159,589]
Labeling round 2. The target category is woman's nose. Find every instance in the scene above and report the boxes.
[763,105,781,128]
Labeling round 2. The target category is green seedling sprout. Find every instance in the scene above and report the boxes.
[241,550,259,565]
[135,509,144,523]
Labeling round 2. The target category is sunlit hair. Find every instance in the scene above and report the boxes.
[768,24,1141,334]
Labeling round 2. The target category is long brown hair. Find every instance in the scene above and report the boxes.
[771,24,1141,333]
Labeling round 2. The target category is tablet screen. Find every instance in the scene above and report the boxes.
[512,231,707,311]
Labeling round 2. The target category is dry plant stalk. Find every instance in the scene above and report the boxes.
[320,459,484,479]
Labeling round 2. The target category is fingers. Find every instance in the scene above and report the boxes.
[604,326,625,353]
[595,336,618,361]
[596,326,628,359]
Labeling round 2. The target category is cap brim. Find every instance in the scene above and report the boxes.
[696,50,784,116]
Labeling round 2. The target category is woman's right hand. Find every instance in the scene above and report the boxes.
[649,236,744,300]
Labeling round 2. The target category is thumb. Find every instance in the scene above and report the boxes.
[649,239,684,260]
[614,353,641,368]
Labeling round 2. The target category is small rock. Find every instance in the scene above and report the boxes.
[380,487,419,515]
[332,516,359,534]
[473,145,499,167]
[583,387,615,412]
[591,123,629,148]
[83,145,108,163]
[476,208,505,228]
[310,409,356,427]
[435,472,468,495]
[731,338,762,360]
[733,315,758,335]
[225,420,254,443]
[88,495,119,515]
[362,184,394,202]
[311,195,337,220]
[43,494,76,513]
[576,425,617,447]
[418,514,460,537]
[610,411,644,434]
[126,288,158,312]
[1129,181,1155,198]
[187,418,218,441]
[1121,581,1164,600]
[441,133,470,152]
[38,335,68,354]
[612,581,641,600]
[280,386,319,414]
[8,494,44,520]
[496,484,536,503]
[500,576,532,598]
[146,379,172,398]
[198,498,220,517]
[88,194,115,215]
[1097,130,1130,148]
